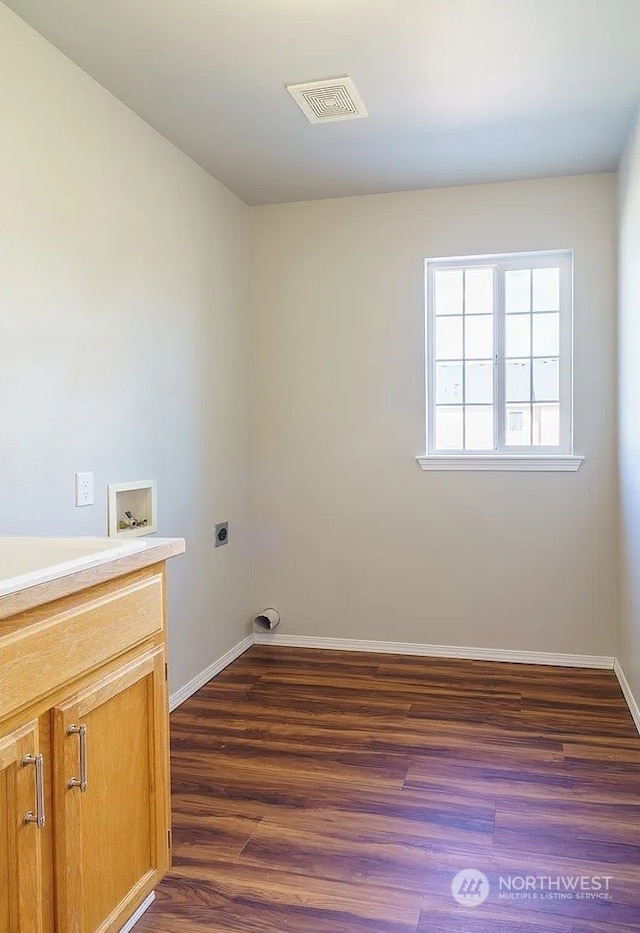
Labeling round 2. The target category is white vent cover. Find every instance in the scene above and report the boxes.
[286,76,368,124]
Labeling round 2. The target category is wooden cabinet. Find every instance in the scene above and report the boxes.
[0,563,174,933]
[53,650,169,933]
[0,720,45,933]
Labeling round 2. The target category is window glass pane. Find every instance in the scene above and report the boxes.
[465,361,493,404]
[435,316,463,359]
[533,403,560,446]
[532,313,559,357]
[533,267,560,312]
[506,315,531,357]
[506,404,532,446]
[506,359,531,402]
[435,269,463,315]
[505,269,531,313]
[465,268,493,314]
[436,362,463,404]
[465,406,493,450]
[465,315,493,359]
[533,358,559,401]
[435,406,463,449]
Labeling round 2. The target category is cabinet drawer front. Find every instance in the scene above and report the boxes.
[0,575,163,720]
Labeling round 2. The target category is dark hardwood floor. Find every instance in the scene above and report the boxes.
[136,646,640,932]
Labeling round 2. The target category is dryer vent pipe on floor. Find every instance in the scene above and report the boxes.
[253,608,280,632]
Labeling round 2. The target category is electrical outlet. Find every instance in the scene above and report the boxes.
[214,522,229,547]
[75,472,94,507]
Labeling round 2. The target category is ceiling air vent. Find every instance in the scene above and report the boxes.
[286,76,368,124]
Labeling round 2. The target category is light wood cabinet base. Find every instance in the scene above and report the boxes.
[0,564,173,933]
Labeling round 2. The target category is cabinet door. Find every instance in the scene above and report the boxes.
[0,720,45,933]
[53,648,170,933]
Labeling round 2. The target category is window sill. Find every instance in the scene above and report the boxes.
[416,454,585,472]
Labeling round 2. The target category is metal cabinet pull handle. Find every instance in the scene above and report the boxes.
[67,724,88,792]
[22,754,46,828]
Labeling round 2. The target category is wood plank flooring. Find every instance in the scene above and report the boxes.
[136,647,640,932]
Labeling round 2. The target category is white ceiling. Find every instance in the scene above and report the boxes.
[4,0,640,205]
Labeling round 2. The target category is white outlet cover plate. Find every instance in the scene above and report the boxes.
[75,472,94,507]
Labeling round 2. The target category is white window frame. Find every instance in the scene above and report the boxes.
[417,250,584,472]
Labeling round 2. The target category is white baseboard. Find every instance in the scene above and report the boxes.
[119,892,155,933]
[169,635,253,711]
[614,660,640,736]
[252,632,615,670]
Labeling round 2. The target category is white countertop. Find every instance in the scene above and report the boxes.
[0,536,180,598]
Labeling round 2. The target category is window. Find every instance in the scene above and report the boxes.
[419,250,583,471]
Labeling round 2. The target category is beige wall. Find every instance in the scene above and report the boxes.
[619,108,640,695]
[251,175,618,656]
[0,0,623,680]
[0,5,253,694]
